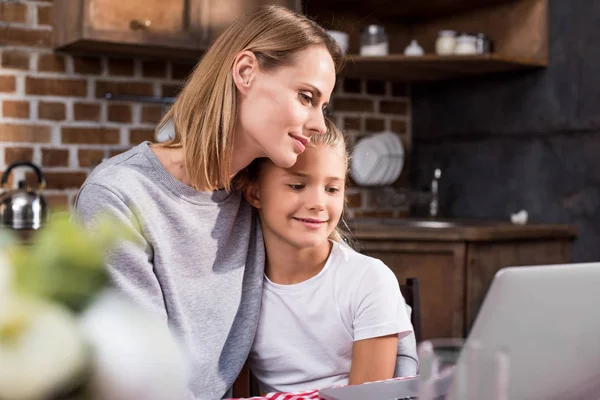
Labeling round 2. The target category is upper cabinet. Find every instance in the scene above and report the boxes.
[53,0,301,60]
[306,0,549,82]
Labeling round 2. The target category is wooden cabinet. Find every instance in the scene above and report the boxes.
[351,221,576,340]
[53,0,301,59]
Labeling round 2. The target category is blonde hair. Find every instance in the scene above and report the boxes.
[156,5,344,192]
[244,117,352,244]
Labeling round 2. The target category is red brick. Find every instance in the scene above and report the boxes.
[171,62,195,80]
[390,119,407,134]
[142,61,166,78]
[333,98,374,113]
[109,148,128,157]
[78,149,105,167]
[4,147,34,165]
[73,103,101,121]
[107,58,134,76]
[343,117,361,131]
[107,104,131,123]
[130,128,155,144]
[73,56,102,75]
[37,5,53,26]
[0,2,27,23]
[0,124,51,143]
[162,84,181,97]
[365,117,385,132]
[26,171,87,190]
[38,101,66,120]
[62,127,120,144]
[26,77,87,97]
[342,78,362,94]
[41,148,69,167]
[380,100,408,115]
[0,27,51,48]
[45,194,70,210]
[392,83,408,97]
[346,192,362,208]
[141,105,163,124]
[37,53,65,73]
[3,100,30,119]
[96,81,153,98]
[0,76,16,93]
[1,50,29,70]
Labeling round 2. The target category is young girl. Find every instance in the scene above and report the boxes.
[243,119,417,394]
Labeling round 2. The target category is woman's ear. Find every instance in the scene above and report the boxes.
[232,50,257,95]
[243,183,261,209]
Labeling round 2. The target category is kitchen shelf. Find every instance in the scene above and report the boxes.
[308,0,517,22]
[341,54,546,82]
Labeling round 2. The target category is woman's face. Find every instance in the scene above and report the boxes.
[236,46,336,168]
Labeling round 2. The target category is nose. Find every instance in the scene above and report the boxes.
[305,187,326,212]
[305,108,327,136]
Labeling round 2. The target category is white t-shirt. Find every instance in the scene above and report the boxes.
[248,241,413,394]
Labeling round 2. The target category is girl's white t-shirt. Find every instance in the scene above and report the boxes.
[248,241,413,394]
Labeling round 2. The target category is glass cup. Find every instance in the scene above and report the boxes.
[417,338,510,400]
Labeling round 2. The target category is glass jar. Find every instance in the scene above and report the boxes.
[360,25,389,56]
[454,33,477,55]
[435,30,457,56]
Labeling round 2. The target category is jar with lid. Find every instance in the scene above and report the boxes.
[435,30,457,55]
[360,25,389,56]
[454,33,477,55]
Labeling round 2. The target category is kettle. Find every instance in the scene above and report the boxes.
[0,162,48,230]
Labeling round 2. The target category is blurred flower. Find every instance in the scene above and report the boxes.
[0,295,88,400]
[80,291,190,400]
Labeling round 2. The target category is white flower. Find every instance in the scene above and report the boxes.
[80,291,190,400]
[0,296,88,400]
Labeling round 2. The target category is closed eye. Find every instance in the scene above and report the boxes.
[298,92,313,105]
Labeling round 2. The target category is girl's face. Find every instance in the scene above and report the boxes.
[246,144,346,251]
[236,46,336,169]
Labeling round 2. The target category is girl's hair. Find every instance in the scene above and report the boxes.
[244,117,352,244]
[155,5,344,192]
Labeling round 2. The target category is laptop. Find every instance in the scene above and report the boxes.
[465,262,600,399]
[320,262,600,400]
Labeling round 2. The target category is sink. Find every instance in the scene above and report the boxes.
[349,218,506,229]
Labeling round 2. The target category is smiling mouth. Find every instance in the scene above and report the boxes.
[293,217,326,224]
[290,134,309,147]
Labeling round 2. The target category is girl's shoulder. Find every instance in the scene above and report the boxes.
[331,241,396,283]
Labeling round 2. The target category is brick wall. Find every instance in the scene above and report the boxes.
[0,0,411,217]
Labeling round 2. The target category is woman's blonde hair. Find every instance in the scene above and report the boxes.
[243,117,352,244]
[156,5,344,192]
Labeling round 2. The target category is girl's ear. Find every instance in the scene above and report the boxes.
[243,183,261,209]
[232,50,257,95]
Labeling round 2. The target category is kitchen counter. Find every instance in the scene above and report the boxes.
[347,218,577,242]
[346,217,578,340]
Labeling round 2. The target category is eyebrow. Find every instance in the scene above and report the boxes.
[288,171,344,181]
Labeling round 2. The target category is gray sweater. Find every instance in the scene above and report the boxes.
[74,142,264,399]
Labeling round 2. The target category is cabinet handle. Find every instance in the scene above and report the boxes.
[130,19,152,30]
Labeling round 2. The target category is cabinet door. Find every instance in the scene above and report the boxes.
[84,0,206,49]
[357,240,467,341]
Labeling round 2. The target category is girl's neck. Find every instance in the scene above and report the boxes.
[264,238,333,285]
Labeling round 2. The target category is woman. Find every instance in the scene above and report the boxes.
[74,5,342,399]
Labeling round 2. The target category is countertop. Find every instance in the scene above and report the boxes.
[346,218,578,242]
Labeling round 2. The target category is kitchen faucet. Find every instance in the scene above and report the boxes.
[429,168,442,218]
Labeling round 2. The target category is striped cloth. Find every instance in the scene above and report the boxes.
[229,389,321,400]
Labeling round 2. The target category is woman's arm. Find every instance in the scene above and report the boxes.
[349,334,399,385]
